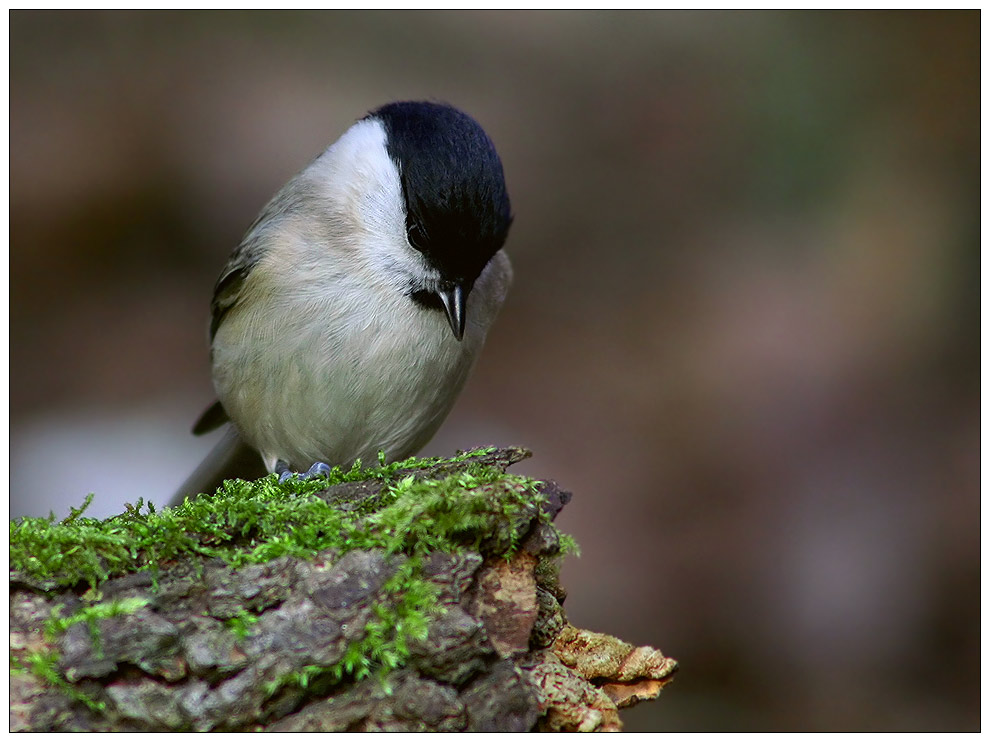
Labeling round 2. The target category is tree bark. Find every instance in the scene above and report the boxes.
[10,448,676,732]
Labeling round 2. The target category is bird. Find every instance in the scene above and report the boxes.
[172,101,513,502]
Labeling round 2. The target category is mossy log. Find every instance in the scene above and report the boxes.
[9,447,676,732]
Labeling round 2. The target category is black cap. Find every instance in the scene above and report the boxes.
[369,101,513,291]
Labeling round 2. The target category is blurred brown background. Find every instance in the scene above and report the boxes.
[9,10,978,731]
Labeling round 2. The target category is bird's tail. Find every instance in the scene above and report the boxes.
[168,426,267,508]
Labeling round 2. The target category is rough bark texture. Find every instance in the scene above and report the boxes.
[9,448,676,732]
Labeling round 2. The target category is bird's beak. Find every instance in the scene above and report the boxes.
[437,283,467,341]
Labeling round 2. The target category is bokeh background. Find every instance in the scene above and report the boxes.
[10,10,979,731]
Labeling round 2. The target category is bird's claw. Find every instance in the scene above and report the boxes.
[276,460,333,483]
[303,461,333,479]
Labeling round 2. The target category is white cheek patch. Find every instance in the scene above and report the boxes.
[304,119,436,293]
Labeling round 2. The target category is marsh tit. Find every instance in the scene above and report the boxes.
[174,101,513,500]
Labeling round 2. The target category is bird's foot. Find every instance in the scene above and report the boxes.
[276,460,333,483]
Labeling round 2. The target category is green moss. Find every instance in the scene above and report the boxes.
[9,447,544,589]
[44,596,151,656]
[335,557,436,681]
[261,558,437,699]
[13,650,106,713]
[10,447,574,709]
[225,608,261,641]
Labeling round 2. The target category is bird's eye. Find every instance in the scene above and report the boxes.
[407,220,427,252]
